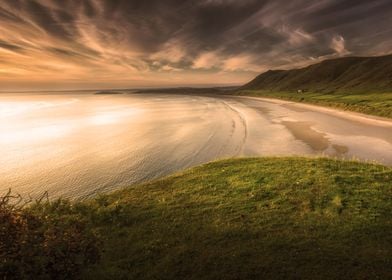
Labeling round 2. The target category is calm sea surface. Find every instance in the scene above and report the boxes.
[1,92,391,199]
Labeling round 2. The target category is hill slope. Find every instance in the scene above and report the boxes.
[241,55,392,93]
[78,157,391,279]
[5,157,392,278]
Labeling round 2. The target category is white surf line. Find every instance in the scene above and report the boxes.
[218,99,249,156]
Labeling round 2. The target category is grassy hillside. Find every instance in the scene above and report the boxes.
[81,158,392,279]
[241,55,392,93]
[10,157,390,279]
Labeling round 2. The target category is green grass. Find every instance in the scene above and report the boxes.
[10,157,390,278]
[42,157,392,279]
[236,90,392,118]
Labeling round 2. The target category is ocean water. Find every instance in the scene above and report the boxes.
[0,92,250,199]
[1,92,391,199]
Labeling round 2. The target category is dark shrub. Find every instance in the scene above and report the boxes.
[0,192,101,279]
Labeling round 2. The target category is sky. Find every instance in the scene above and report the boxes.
[0,0,391,91]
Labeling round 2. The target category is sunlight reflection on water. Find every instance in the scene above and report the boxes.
[1,92,391,200]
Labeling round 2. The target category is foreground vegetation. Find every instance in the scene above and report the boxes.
[2,157,392,279]
[236,90,392,118]
[0,191,101,279]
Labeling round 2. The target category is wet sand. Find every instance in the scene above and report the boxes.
[280,121,330,151]
[222,95,392,164]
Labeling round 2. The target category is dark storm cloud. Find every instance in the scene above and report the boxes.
[24,1,74,39]
[0,0,391,88]
[0,39,25,53]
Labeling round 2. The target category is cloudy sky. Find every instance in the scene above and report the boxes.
[0,0,391,90]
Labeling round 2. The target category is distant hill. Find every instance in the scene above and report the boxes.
[241,55,392,93]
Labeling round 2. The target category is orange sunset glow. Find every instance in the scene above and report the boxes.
[1,0,391,90]
[1,1,392,279]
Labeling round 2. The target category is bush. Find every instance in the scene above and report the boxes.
[0,190,101,279]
